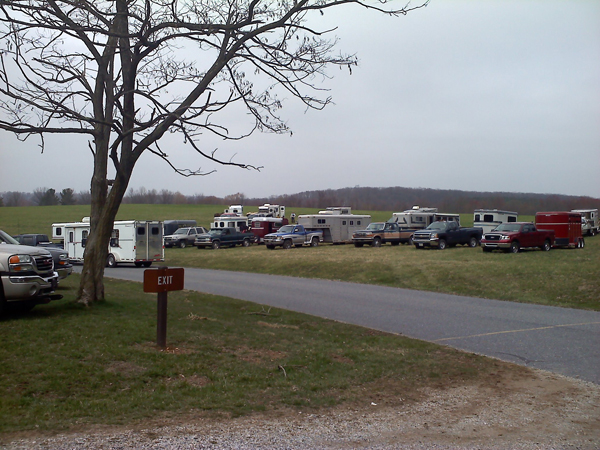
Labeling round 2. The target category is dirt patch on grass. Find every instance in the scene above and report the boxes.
[3,368,599,449]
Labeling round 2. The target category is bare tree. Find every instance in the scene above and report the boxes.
[0,0,427,305]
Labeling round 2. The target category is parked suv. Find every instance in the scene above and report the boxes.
[164,226,208,248]
[0,229,61,313]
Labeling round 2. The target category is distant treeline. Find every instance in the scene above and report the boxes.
[2,186,598,215]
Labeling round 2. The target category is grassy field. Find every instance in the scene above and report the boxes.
[0,274,516,433]
[1,204,597,310]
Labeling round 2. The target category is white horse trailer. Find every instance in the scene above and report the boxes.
[297,208,371,244]
[473,209,518,234]
[54,218,164,268]
[572,209,599,236]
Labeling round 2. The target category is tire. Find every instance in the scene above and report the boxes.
[354,243,364,248]
[468,237,478,248]
[408,236,414,246]
[134,262,143,267]
[541,240,551,251]
[106,254,117,268]
[509,241,520,254]
[179,240,187,249]
[0,286,6,316]
[242,239,250,247]
[211,240,221,250]
[282,240,292,250]
[372,238,382,248]
[579,238,585,249]
[438,239,447,250]
[310,237,319,247]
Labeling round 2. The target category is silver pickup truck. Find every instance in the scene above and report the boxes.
[0,230,61,313]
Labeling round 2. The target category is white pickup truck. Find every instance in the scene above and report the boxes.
[0,229,61,313]
[263,225,323,249]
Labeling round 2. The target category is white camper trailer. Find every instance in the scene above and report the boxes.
[473,209,518,234]
[390,207,460,229]
[54,218,164,268]
[297,207,371,244]
[572,209,599,236]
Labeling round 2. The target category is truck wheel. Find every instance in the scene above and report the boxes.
[509,241,520,253]
[106,254,117,268]
[179,240,187,248]
[282,240,292,250]
[242,239,250,247]
[438,239,447,250]
[372,238,382,248]
[468,237,479,248]
[0,287,6,315]
[408,236,414,246]
[212,241,221,250]
[311,237,319,247]
[541,240,551,251]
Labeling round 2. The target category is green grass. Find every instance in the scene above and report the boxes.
[0,275,510,433]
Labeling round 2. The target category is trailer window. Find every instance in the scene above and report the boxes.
[151,227,160,235]
[81,230,88,248]
[137,226,146,235]
[483,214,494,222]
[508,216,517,222]
[474,214,481,221]
[69,231,74,243]
[318,219,327,224]
[342,221,347,225]
[110,229,119,247]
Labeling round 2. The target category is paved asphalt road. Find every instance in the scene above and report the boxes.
[100,266,600,384]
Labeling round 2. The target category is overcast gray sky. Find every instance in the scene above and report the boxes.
[1,0,599,199]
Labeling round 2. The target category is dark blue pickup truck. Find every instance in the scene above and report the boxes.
[412,221,483,250]
[194,228,253,249]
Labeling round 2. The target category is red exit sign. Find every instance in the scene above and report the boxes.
[143,267,185,293]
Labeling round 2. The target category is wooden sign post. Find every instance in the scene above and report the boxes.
[143,267,185,348]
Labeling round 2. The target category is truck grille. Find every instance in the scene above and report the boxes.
[35,255,54,272]
[484,234,501,241]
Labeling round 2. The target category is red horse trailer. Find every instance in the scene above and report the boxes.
[535,212,585,248]
[251,217,288,244]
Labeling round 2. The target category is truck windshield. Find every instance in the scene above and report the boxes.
[173,228,190,235]
[0,230,20,245]
[366,223,385,231]
[277,225,296,233]
[427,222,447,230]
[493,223,522,232]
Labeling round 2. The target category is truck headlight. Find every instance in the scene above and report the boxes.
[501,235,511,240]
[9,254,35,271]
[430,233,438,239]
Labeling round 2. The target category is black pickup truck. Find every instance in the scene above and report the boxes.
[412,221,483,250]
[194,228,253,249]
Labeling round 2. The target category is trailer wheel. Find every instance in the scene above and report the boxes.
[372,238,382,247]
[509,241,520,253]
[212,241,221,250]
[310,237,319,247]
[578,238,585,248]
[438,239,447,250]
[282,240,292,250]
[134,262,143,267]
[179,240,187,248]
[143,262,152,267]
[468,237,479,248]
[106,254,117,268]
[541,240,551,251]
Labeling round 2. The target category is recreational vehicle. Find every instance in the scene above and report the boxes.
[297,207,371,244]
[53,218,164,267]
[572,209,599,236]
[473,209,518,234]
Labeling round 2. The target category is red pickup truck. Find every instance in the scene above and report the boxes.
[480,222,555,253]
